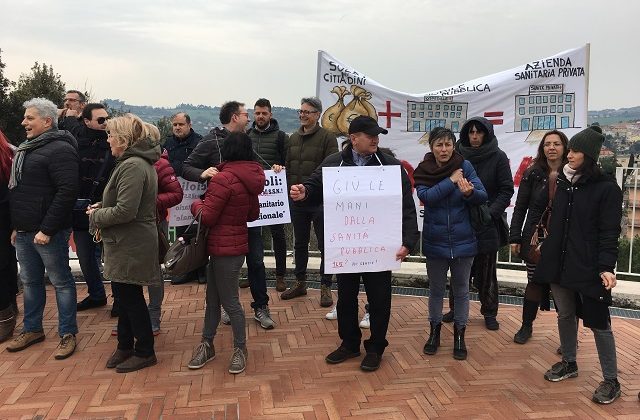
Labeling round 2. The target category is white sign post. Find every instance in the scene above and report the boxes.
[248,169,291,227]
[322,166,402,274]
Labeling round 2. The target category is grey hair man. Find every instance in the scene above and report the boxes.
[281,97,338,306]
[7,97,80,360]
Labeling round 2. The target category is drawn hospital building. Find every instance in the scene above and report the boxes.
[514,84,575,132]
[407,97,468,133]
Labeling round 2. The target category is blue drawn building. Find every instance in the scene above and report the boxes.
[514,84,575,132]
[407,97,468,133]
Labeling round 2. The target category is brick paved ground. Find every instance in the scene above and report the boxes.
[1,284,639,419]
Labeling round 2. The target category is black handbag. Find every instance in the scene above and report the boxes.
[164,210,209,276]
[469,203,492,232]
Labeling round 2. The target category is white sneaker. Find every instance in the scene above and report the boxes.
[359,312,370,329]
[325,305,337,320]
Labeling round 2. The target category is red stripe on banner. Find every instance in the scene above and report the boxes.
[489,119,504,125]
[484,111,504,117]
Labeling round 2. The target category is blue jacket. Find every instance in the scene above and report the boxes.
[417,160,487,259]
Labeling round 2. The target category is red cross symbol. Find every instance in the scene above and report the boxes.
[378,100,402,128]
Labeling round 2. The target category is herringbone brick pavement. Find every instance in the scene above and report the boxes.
[0,283,639,419]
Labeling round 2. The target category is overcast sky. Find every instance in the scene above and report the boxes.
[1,0,637,110]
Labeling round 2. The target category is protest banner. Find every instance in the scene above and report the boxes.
[322,166,402,274]
[169,177,207,227]
[248,169,291,227]
[316,45,589,224]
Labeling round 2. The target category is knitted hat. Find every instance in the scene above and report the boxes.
[568,126,604,161]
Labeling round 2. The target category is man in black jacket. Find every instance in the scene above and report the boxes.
[183,101,276,330]
[448,117,514,330]
[63,103,115,312]
[289,116,419,372]
[164,112,203,285]
[165,113,203,177]
[7,98,80,360]
[247,98,288,293]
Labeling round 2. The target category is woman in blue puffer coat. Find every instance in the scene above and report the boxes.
[414,127,487,360]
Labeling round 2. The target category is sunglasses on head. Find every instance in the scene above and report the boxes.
[97,116,110,124]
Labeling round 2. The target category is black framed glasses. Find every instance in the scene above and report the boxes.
[298,109,318,116]
[97,116,111,124]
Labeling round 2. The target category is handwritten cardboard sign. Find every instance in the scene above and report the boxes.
[322,165,402,274]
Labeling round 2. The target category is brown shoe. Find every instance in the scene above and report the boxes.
[54,334,76,360]
[106,349,134,369]
[116,354,157,373]
[6,331,45,352]
[275,276,287,292]
[0,306,17,343]
[280,280,307,300]
[320,285,333,307]
[239,277,250,288]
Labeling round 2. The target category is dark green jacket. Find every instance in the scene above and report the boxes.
[91,138,162,286]
[247,119,288,169]
[285,124,338,186]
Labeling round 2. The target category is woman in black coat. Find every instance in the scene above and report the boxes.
[533,127,622,405]
[509,130,568,344]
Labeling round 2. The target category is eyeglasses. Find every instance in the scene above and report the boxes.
[96,116,110,124]
[298,109,319,116]
[64,98,79,102]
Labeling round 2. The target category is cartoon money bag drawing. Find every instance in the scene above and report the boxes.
[321,86,350,135]
[336,85,377,136]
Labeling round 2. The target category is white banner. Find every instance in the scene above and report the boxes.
[169,177,207,227]
[248,169,291,227]
[322,166,402,274]
[316,45,589,224]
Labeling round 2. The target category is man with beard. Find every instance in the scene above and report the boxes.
[57,90,87,130]
[63,103,115,312]
[247,99,288,294]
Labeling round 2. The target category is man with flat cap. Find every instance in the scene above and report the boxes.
[289,115,419,372]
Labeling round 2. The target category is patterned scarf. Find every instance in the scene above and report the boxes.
[8,130,58,189]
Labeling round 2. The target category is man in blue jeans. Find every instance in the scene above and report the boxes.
[7,97,79,359]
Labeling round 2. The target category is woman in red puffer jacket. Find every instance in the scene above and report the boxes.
[149,148,183,334]
[187,132,264,374]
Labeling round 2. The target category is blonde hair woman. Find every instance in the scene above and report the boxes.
[88,113,161,373]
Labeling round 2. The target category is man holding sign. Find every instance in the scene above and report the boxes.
[290,116,418,372]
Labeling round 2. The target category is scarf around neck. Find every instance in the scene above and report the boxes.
[8,130,60,189]
[563,164,582,184]
[413,151,464,187]
[457,136,499,163]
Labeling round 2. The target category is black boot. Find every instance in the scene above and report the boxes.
[0,306,17,343]
[423,322,442,355]
[514,299,538,344]
[442,287,455,323]
[453,324,467,360]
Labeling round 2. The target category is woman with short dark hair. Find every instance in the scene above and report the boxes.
[533,126,623,404]
[187,132,265,374]
[414,127,487,360]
